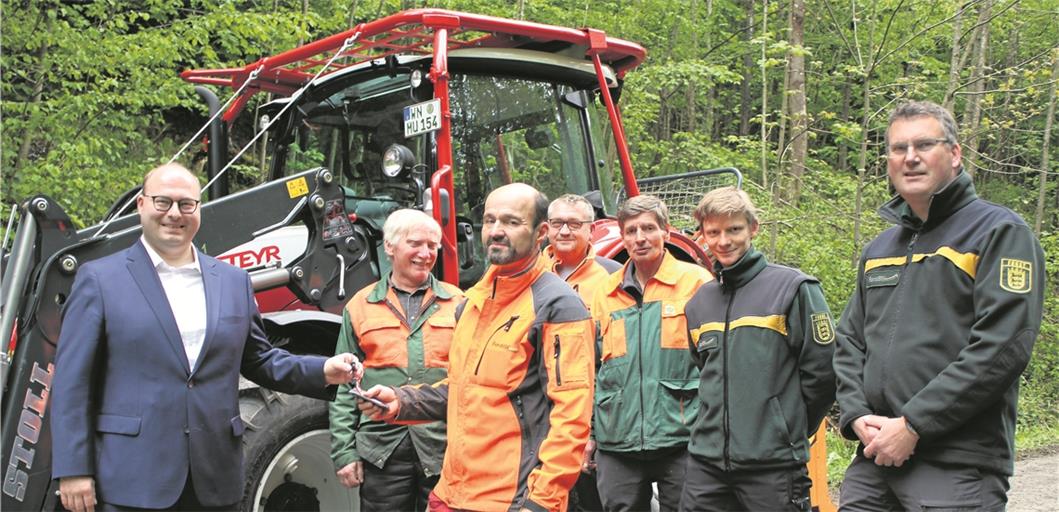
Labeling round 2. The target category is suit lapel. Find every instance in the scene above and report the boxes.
[126,241,191,375]
[195,251,221,377]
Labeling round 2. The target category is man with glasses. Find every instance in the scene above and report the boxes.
[540,194,620,511]
[51,163,359,512]
[590,195,713,512]
[835,101,1044,509]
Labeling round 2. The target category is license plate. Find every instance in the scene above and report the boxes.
[403,99,442,138]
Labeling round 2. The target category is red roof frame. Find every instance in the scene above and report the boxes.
[181,8,647,121]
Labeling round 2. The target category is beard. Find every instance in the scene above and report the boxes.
[486,235,521,265]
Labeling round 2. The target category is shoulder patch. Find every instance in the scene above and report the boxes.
[999,258,1032,294]
[811,312,835,345]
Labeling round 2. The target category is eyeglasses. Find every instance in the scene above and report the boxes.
[143,194,200,214]
[888,138,949,156]
[548,219,592,230]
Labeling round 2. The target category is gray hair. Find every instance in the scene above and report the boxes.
[887,101,959,146]
[617,194,668,229]
[548,194,596,222]
[383,209,441,246]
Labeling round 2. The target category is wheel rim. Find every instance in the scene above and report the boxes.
[252,428,358,511]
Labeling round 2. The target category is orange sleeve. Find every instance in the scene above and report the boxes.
[524,318,594,511]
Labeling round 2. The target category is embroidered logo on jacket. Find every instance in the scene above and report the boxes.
[999,258,1032,294]
[811,313,835,345]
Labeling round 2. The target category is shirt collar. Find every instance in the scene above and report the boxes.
[141,236,200,273]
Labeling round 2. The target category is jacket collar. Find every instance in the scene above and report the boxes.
[465,255,546,307]
[541,245,597,278]
[879,170,978,231]
[366,270,454,303]
[605,249,682,297]
[713,247,767,292]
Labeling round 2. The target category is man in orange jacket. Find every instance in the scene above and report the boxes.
[540,194,620,512]
[329,209,462,511]
[590,195,713,512]
[359,183,595,512]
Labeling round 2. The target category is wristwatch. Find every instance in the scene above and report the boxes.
[905,418,919,438]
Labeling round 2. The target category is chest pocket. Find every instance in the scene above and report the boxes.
[469,318,532,390]
[660,299,690,349]
[357,315,408,368]
[422,313,455,369]
[864,267,901,289]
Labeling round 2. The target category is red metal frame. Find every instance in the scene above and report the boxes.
[182,8,648,285]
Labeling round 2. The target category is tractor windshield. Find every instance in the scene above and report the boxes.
[272,67,612,287]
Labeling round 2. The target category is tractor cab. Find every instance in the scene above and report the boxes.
[181,8,696,291]
[256,47,621,287]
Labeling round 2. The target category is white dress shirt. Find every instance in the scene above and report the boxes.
[142,237,208,372]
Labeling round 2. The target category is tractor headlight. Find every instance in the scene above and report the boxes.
[382,144,415,178]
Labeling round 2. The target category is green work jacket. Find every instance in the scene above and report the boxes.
[328,273,461,474]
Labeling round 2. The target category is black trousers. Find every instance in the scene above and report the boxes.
[360,435,439,512]
[568,470,604,512]
[839,454,1009,511]
[678,453,811,512]
[595,448,687,512]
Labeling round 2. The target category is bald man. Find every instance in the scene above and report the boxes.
[358,184,595,512]
[51,164,358,511]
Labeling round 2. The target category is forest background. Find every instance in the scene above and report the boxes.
[3,0,1057,484]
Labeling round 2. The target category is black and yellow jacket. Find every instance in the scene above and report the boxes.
[684,248,836,470]
[835,171,1045,475]
[392,256,594,512]
[328,273,461,475]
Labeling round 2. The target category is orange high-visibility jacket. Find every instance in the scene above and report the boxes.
[393,256,594,512]
[539,246,621,314]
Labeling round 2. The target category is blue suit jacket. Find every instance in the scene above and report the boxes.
[50,241,334,508]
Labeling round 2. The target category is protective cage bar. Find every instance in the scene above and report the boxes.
[181,8,646,121]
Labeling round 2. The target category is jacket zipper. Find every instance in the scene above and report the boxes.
[722,288,737,471]
[474,315,519,375]
[553,335,562,386]
[881,231,919,393]
[637,304,646,449]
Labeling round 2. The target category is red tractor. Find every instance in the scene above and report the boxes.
[2,9,829,511]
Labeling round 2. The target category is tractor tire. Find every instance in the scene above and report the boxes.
[238,387,359,512]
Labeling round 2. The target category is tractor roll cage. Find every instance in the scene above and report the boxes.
[181,8,645,284]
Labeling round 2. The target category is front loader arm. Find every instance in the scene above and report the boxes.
[1,167,369,510]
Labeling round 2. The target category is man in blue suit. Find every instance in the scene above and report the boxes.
[50,164,359,511]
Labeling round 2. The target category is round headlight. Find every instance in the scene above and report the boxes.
[381,144,415,178]
[410,69,423,88]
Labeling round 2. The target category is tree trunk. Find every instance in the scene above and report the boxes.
[760,0,769,188]
[943,2,967,111]
[787,0,807,205]
[854,75,871,267]
[705,0,716,140]
[686,0,699,133]
[15,12,51,173]
[1034,49,1058,234]
[838,81,851,171]
[740,0,755,136]
[960,0,993,178]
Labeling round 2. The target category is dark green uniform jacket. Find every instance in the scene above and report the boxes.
[684,248,836,471]
[329,273,459,475]
[835,171,1045,476]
